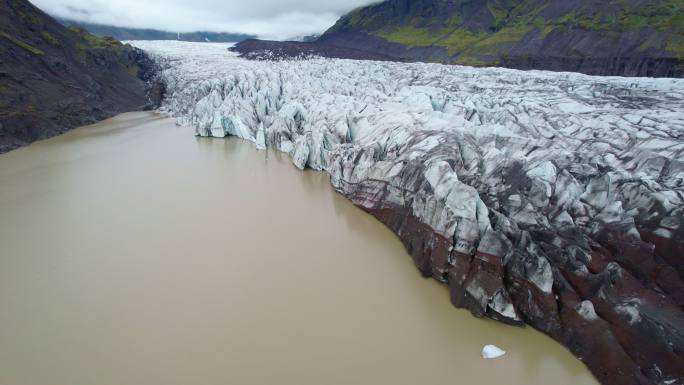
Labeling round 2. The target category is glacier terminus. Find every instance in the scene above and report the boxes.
[132,41,684,385]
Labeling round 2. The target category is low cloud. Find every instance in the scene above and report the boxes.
[30,0,379,39]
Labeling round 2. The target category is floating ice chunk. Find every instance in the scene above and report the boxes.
[481,345,506,359]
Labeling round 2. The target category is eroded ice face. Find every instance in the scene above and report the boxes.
[132,39,684,384]
[134,40,683,246]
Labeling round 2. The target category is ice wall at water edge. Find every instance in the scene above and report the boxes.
[133,41,684,385]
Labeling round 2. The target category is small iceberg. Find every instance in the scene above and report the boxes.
[481,344,506,359]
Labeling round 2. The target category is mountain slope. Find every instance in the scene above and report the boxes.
[319,0,684,77]
[57,19,255,43]
[0,0,161,153]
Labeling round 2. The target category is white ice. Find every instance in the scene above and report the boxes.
[130,40,684,325]
[481,345,506,359]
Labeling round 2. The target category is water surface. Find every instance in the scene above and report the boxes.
[0,112,598,385]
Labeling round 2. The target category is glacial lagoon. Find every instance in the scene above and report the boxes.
[0,112,597,385]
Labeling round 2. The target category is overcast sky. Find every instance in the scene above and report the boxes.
[31,0,379,39]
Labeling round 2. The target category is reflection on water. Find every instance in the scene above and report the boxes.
[0,112,598,385]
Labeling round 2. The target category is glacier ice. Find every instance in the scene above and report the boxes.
[131,40,684,385]
[481,345,506,359]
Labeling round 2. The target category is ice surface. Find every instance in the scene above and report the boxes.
[131,42,684,243]
[481,345,506,359]
[130,42,684,363]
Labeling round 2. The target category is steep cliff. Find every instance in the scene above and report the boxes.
[0,0,162,153]
[319,0,684,77]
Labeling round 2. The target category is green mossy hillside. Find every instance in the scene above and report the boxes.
[0,31,45,55]
[325,0,684,66]
[67,26,124,51]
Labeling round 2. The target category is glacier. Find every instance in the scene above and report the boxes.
[131,41,684,385]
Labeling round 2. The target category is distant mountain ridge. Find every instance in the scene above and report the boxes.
[318,0,684,77]
[57,19,255,42]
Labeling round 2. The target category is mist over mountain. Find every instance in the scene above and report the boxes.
[56,18,256,42]
[29,0,379,40]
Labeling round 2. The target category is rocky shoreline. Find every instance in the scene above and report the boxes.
[134,40,684,385]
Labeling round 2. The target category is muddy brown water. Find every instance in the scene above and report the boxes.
[0,112,598,385]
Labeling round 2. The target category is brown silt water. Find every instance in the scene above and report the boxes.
[0,112,598,385]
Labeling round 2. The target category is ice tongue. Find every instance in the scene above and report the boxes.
[481,345,506,359]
